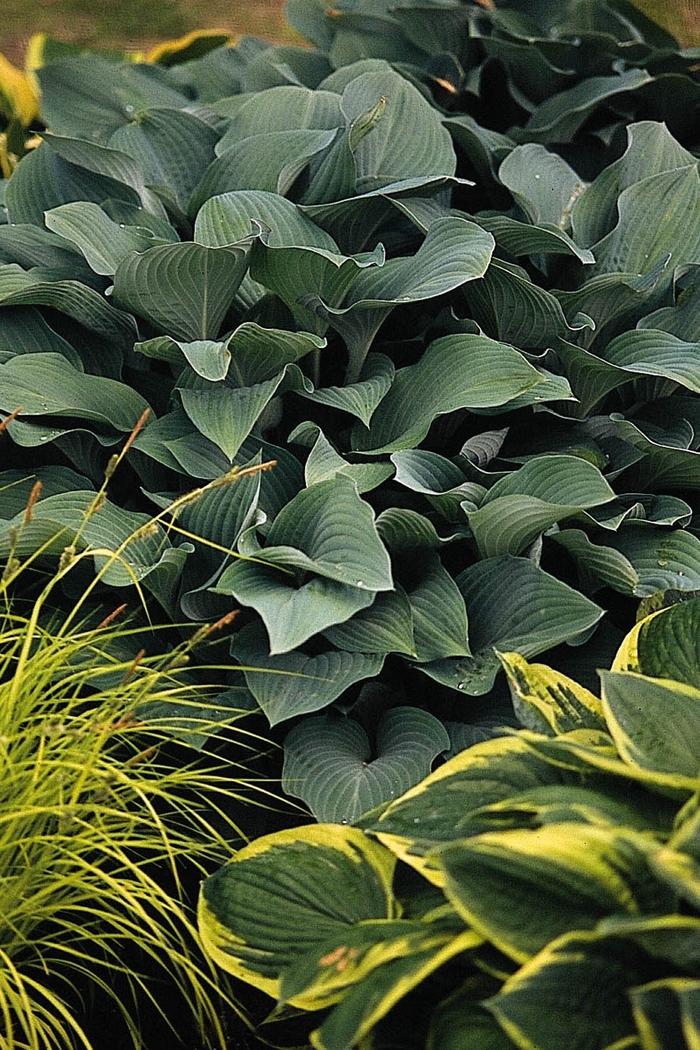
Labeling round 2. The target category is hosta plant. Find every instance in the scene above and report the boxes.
[198,593,700,1050]
[5,0,700,818]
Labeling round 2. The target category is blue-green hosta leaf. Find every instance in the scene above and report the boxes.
[467,454,616,558]
[553,259,670,351]
[421,557,604,695]
[312,216,494,381]
[44,201,166,276]
[375,509,464,552]
[515,68,652,145]
[554,338,642,415]
[0,264,137,350]
[297,352,394,426]
[248,476,394,592]
[323,588,416,655]
[178,362,311,461]
[299,426,394,493]
[390,449,483,521]
[0,224,85,272]
[600,670,700,778]
[444,114,514,188]
[198,822,396,1001]
[135,335,233,382]
[130,408,230,478]
[194,188,339,250]
[498,143,586,228]
[42,133,166,217]
[604,329,700,393]
[112,241,253,341]
[4,142,140,226]
[609,416,700,490]
[463,261,573,349]
[311,66,456,200]
[592,166,700,288]
[0,307,81,366]
[37,56,190,140]
[353,334,544,454]
[0,489,178,589]
[282,708,450,823]
[190,128,337,207]
[0,352,149,430]
[572,121,699,249]
[108,107,220,212]
[213,559,375,653]
[231,622,385,722]
[215,86,343,149]
[407,554,471,662]
[556,526,700,598]
[467,213,594,265]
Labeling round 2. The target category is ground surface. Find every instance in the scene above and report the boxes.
[2,0,297,64]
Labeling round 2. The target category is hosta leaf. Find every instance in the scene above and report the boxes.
[609,416,700,490]
[572,121,698,249]
[108,107,220,211]
[44,201,166,276]
[467,454,616,557]
[0,307,81,366]
[421,557,604,695]
[368,737,562,884]
[298,352,394,426]
[353,334,544,453]
[230,623,385,723]
[0,352,149,430]
[215,86,343,148]
[463,261,573,349]
[375,509,463,552]
[437,824,669,963]
[515,68,651,144]
[0,264,137,349]
[561,526,700,598]
[406,554,471,662]
[282,707,450,823]
[624,596,700,688]
[486,931,642,1050]
[497,651,605,735]
[252,476,394,592]
[197,824,396,1000]
[298,425,393,493]
[323,588,416,655]
[113,241,253,341]
[428,995,515,1050]
[135,335,233,382]
[191,128,337,205]
[179,364,311,461]
[552,529,641,595]
[194,188,338,251]
[468,213,594,265]
[592,166,700,288]
[498,143,586,228]
[214,560,374,654]
[604,328,700,393]
[37,56,190,140]
[308,928,481,1050]
[629,978,694,1050]
[600,670,700,778]
[316,216,494,382]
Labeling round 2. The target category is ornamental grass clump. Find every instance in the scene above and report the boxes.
[0,434,273,1050]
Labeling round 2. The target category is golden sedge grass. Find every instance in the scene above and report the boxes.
[0,420,280,1050]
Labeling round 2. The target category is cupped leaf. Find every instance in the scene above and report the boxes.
[298,352,394,426]
[282,708,450,824]
[44,201,169,276]
[467,454,616,558]
[323,589,416,656]
[112,241,253,341]
[422,557,604,696]
[249,476,394,592]
[198,823,396,1001]
[498,143,586,228]
[0,352,149,430]
[353,334,544,454]
[230,623,385,724]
